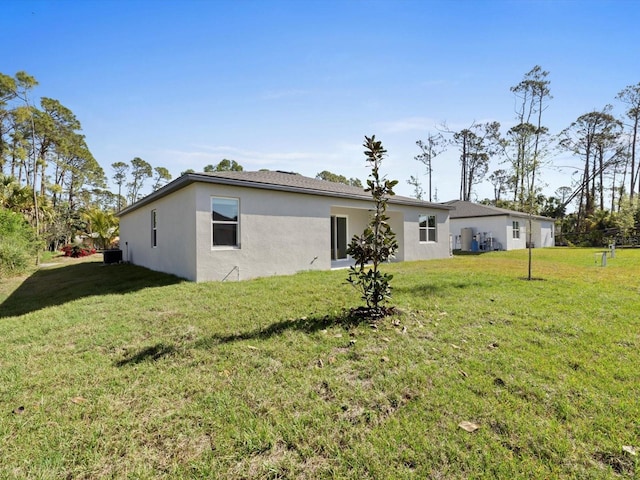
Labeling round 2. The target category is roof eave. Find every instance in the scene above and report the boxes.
[117,173,454,216]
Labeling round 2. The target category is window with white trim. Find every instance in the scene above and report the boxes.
[419,214,437,242]
[512,221,520,239]
[151,209,157,247]
[212,197,239,247]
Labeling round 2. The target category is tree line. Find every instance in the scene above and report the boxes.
[408,66,640,246]
[0,71,173,266]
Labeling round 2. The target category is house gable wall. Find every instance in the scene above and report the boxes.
[193,184,331,281]
[119,184,197,280]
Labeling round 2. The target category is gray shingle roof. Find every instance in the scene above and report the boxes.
[444,200,553,221]
[118,170,453,216]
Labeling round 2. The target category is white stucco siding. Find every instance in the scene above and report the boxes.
[449,215,555,251]
[194,184,331,281]
[537,220,555,247]
[505,216,527,250]
[450,216,512,251]
[401,207,451,260]
[119,185,197,280]
[121,179,453,282]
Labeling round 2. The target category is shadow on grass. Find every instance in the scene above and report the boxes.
[195,312,364,348]
[115,343,177,366]
[114,311,372,367]
[0,260,183,318]
[394,279,479,297]
[114,313,364,366]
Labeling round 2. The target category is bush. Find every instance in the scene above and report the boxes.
[0,209,39,277]
[61,243,96,258]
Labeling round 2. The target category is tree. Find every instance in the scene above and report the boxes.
[346,135,398,318]
[538,196,565,218]
[152,166,172,191]
[559,107,623,230]
[126,157,152,204]
[83,207,119,250]
[203,164,215,173]
[507,66,552,280]
[447,121,501,201]
[505,66,552,211]
[407,175,424,200]
[213,159,243,171]
[414,133,444,201]
[488,169,510,202]
[616,82,640,199]
[112,161,129,211]
[316,170,363,187]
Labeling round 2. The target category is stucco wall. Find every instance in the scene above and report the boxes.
[193,184,331,281]
[401,207,451,260]
[119,184,197,280]
[536,220,555,247]
[450,216,512,251]
[450,215,554,250]
[121,182,453,282]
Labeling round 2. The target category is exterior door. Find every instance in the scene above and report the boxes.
[331,215,347,260]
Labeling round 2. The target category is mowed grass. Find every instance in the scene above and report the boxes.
[1,248,639,479]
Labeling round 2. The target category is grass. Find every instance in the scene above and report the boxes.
[1,248,639,479]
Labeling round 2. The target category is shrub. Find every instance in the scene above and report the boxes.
[0,209,39,277]
[346,135,399,317]
[61,243,96,258]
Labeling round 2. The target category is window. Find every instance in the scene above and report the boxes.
[513,221,520,239]
[151,209,157,247]
[419,214,437,242]
[212,197,239,247]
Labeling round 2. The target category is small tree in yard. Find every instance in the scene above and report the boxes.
[346,135,399,318]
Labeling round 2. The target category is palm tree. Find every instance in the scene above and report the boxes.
[83,207,119,250]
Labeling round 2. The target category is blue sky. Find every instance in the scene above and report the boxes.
[3,0,639,203]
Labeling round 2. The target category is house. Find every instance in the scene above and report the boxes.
[118,171,454,282]
[444,200,555,251]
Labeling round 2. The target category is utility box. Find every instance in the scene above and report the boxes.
[103,249,123,264]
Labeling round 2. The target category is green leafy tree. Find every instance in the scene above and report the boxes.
[152,166,172,191]
[83,207,119,250]
[213,159,243,171]
[346,135,398,317]
[126,157,152,204]
[316,170,363,187]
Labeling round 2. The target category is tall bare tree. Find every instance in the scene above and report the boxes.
[559,106,623,230]
[111,161,129,211]
[447,121,501,201]
[414,133,444,202]
[616,82,640,199]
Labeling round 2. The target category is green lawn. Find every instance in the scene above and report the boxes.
[1,248,638,479]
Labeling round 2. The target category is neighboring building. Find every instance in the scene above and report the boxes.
[118,171,454,282]
[445,200,555,251]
